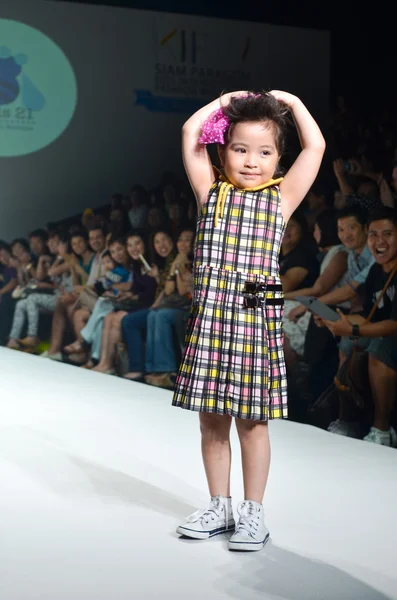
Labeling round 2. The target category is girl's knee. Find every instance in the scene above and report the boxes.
[199,412,232,436]
[235,418,268,437]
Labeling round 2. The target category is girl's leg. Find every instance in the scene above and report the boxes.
[48,298,68,354]
[72,308,90,340]
[146,308,178,374]
[24,294,57,342]
[235,419,270,503]
[144,310,158,374]
[7,298,29,345]
[121,309,149,376]
[200,413,233,497]
[94,311,127,371]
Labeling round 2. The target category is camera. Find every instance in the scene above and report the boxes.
[343,161,352,173]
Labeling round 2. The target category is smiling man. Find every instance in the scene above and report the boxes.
[324,207,397,446]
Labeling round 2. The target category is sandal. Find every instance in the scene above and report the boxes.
[64,340,86,355]
[81,359,97,369]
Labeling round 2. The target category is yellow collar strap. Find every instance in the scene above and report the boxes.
[213,169,283,227]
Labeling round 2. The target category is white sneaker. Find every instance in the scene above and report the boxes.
[327,419,362,438]
[228,500,270,552]
[363,426,397,448]
[40,350,63,361]
[176,495,235,539]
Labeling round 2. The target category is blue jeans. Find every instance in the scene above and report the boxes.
[121,308,150,372]
[145,308,180,373]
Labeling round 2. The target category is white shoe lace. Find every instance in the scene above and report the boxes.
[235,501,260,537]
[186,496,229,526]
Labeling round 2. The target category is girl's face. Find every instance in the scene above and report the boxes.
[153,232,174,258]
[71,236,88,256]
[283,219,302,248]
[109,241,128,264]
[169,203,183,221]
[102,255,115,272]
[177,230,194,255]
[0,248,11,265]
[220,121,280,189]
[48,236,60,255]
[148,207,162,228]
[12,242,25,259]
[313,223,322,246]
[58,241,69,258]
[127,235,145,260]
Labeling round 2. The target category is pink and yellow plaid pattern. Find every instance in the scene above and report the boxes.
[172,180,288,421]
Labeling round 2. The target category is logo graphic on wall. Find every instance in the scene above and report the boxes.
[135,24,252,114]
[0,19,77,157]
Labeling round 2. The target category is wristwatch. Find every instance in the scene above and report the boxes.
[351,323,360,340]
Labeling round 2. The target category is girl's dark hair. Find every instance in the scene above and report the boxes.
[11,238,30,253]
[101,250,112,259]
[315,209,341,248]
[108,234,127,247]
[69,225,88,240]
[222,92,290,157]
[29,228,49,242]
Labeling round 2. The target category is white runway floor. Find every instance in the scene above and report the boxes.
[0,347,396,600]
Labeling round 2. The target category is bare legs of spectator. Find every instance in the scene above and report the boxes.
[368,354,397,431]
[92,311,127,372]
[63,308,91,357]
[48,296,76,355]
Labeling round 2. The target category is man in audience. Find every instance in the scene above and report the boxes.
[323,207,397,446]
[293,206,375,398]
[28,229,49,278]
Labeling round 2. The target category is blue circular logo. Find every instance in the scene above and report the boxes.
[0,19,77,157]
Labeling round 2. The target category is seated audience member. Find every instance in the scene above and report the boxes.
[67,227,95,285]
[279,210,319,295]
[71,236,132,368]
[67,223,108,351]
[28,229,49,278]
[302,206,375,398]
[121,229,176,380]
[126,185,149,231]
[7,232,73,351]
[0,243,18,344]
[10,238,35,293]
[303,184,328,232]
[92,233,158,374]
[322,207,397,447]
[41,229,95,360]
[284,209,349,362]
[144,229,195,388]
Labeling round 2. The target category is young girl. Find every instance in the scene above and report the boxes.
[172,90,325,551]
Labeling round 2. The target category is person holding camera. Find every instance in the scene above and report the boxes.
[144,229,195,388]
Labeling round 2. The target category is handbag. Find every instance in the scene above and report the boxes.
[334,262,397,408]
[157,291,192,310]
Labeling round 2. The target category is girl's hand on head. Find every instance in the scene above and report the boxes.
[268,90,297,109]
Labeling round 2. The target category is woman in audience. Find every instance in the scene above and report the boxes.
[283,209,349,364]
[279,209,319,295]
[42,230,96,360]
[121,229,176,380]
[127,185,150,231]
[0,243,18,345]
[7,232,73,352]
[91,232,158,373]
[144,228,195,388]
[67,236,133,368]
[67,227,95,285]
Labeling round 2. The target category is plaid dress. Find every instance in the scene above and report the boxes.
[172,176,288,420]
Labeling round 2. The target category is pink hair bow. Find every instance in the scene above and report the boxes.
[198,108,230,145]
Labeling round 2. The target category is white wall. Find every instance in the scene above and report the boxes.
[0,0,330,239]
